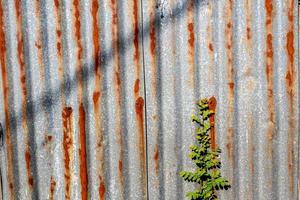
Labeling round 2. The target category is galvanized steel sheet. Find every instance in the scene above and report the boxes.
[0,0,298,199]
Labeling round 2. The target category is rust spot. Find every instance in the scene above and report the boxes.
[57,42,62,56]
[266,34,273,58]
[187,23,195,48]
[208,43,214,52]
[0,2,15,197]
[265,0,273,15]
[228,82,234,90]
[135,97,146,191]
[49,176,56,200]
[227,22,232,29]
[93,91,101,106]
[246,27,251,40]
[153,145,159,174]
[25,149,34,186]
[118,160,123,172]
[208,96,217,150]
[54,0,59,9]
[115,72,121,86]
[134,79,140,94]
[99,177,106,200]
[79,103,88,200]
[56,30,62,37]
[35,42,41,49]
[62,107,73,200]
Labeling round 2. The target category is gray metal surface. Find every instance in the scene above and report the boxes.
[0,0,298,199]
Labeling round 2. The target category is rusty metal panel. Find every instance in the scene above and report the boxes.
[0,0,298,200]
[143,0,298,200]
[0,0,147,199]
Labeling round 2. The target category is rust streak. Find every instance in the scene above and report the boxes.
[34,0,43,73]
[133,0,141,77]
[153,145,159,174]
[15,0,34,191]
[54,0,64,80]
[79,103,88,200]
[91,2,105,196]
[208,43,214,52]
[149,8,157,97]
[0,1,15,197]
[134,79,140,94]
[49,176,56,200]
[62,107,73,200]
[264,0,275,153]
[135,97,146,188]
[99,176,106,200]
[286,0,295,193]
[208,97,217,150]
[187,1,195,87]
[225,0,234,162]
[25,149,34,186]
[110,0,124,194]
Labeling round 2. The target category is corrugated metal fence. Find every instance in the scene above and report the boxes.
[0,0,298,199]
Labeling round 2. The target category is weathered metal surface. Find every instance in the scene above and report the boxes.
[0,0,298,199]
[143,0,298,200]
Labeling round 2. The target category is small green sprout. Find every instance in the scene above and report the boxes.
[180,98,231,200]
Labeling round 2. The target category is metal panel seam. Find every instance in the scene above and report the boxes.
[140,0,149,199]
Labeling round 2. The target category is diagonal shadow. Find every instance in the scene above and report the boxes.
[0,0,196,198]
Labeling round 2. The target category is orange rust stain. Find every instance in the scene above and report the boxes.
[0,2,15,197]
[208,97,217,150]
[247,27,251,40]
[73,0,83,61]
[92,0,100,75]
[133,0,140,64]
[79,103,88,200]
[35,42,41,49]
[153,145,159,174]
[115,72,121,86]
[286,0,295,193]
[150,19,156,56]
[54,0,59,8]
[49,176,56,200]
[57,42,62,55]
[187,23,195,48]
[264,0,275,148]
[25,149,34,186]
[134,79,140,94]
[93,91,101,106]
[228,82,234,90]
[99,177,106,200]
[224,0,234,163]
[265,0,273,16]
[135,97,146,189]
[149,8,157,97]
[118,160,123,172]
[208,43,214,52]
[56,30,62,37]
[62,107,73,200]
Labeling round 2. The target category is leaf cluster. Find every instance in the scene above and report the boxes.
[179,98,231,200]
